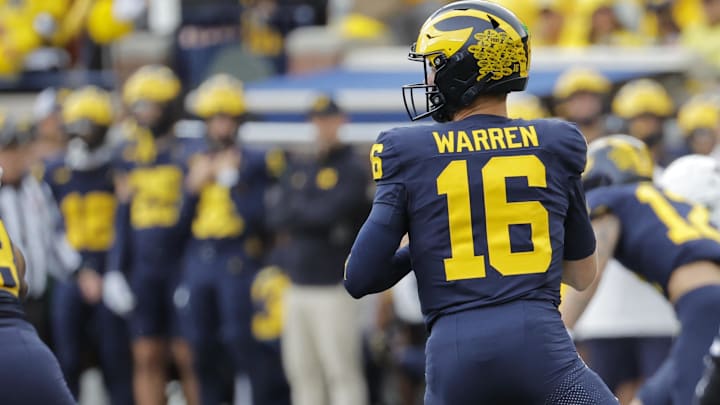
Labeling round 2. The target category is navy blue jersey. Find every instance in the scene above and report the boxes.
[112,133,202,269]
[372,114,595,325]
[188,147,276,250]
[586,183,720,295]
[43,158,115,272]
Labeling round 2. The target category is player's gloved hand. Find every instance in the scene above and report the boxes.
[103,271,135,316]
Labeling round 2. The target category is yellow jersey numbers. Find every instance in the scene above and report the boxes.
[437,155,551,281]
[251,266,290,341]
[370,143,384,180]
[0,221,20,297]
[61,192,116,251]
[130,166,183,229]
[192,184,246,239]
[636,183,720,244]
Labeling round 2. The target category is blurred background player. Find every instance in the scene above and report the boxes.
[43,86,133,405]
[612,78,675,168]
[562,135,720,405]
[108,64,199,405]
[0,169,76,404]
[0,112,83,345]
[268,94,370,405]
[180,73,286,405]
[658,155,720,405]
[673,97,720,158]
[31,87,70,162]
[553,66,612,144]
[507,92,550,120]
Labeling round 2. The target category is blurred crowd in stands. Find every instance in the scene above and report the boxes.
[2,0,720,85]
[1,1,720,405]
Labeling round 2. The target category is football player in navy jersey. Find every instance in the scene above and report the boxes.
[344,1,617,404]
[561,136,720,405]
[0,167,75,404]
[179,74,287,405]
[656,155,720,405]
[44,86,133,404]
[108,64,199,405]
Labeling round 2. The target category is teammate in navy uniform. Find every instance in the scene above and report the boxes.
[0,168,75,404]
[44,86,133,404]
[344,2,617,404]
[656,155,720,405]
[561,135,720,405]
[109,65,199,405]
[179,74,285,405]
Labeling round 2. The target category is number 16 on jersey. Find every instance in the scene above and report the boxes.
[437,155,552,281]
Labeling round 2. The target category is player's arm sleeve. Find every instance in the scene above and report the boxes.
[554,121,588,175]
[563,177,596,260]
[344,182,411,298]
[228,161,268,230]
[106,200,132,275]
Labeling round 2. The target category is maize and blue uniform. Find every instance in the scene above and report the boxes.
[43,158,134,405]
[0,218,75,405]
[345,115,617,404]
[249,248,292,405]
[109,133,200,339]
[177,146,283,405]
[586,183,720,405]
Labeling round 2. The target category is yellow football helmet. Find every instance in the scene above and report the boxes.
[403,0,530,122]
[677,98,719,137]
[62,86,113,149]
[553,67,611,100]
[122,64,181,106]
[62,86,113,127]
[583,134,655,191]
[612,79,674,119]
[189,74,246,119]
[507,93,549,120]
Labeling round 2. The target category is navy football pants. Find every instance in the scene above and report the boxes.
[424,300,618,405]
[639,285,720,405]
[52,280,134,405]
[180,250,257,405]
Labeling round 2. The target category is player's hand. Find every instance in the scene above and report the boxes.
[77,268,103,304]
[214,149,242,187]
[214,148,241,174]
[186,154,215,194]
[102,271,135,317]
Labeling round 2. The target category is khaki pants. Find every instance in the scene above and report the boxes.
[282,283,368,405]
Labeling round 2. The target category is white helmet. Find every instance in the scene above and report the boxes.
[658,154,720,225]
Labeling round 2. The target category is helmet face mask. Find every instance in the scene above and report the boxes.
[403,50,449,121]
[64,119,108,150]
[402,1,530,122]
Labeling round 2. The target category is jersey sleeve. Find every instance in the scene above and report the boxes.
[546,120,588,176]
[372,129,405,185]
[563,177,596,260]
[585,187,621,219]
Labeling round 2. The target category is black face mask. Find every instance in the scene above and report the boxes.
[640,131,664,148]
[149,109,177,137]
[65,120,107,150]
[132,101,178,137]
[207,134,236,152]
